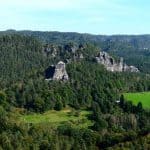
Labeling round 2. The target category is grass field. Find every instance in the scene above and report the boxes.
[20,108,93,128]
[124,92,150,109]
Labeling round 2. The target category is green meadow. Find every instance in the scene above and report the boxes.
[20,108,93,128]
[124,92,150,109]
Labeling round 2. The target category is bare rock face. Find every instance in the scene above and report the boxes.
[45,61,69,81]
[123,64,139,72]
[53,61,69,81]
[96,52,123,72]
[96,51,139,73]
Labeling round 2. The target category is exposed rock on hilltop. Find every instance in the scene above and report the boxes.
[45,61,69,81]
[53,61,69,80]
[123,64,139,72]
[96,52,123,72]
[96,51,139,72]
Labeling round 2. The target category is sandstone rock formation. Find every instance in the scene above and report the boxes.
[123,64,139,72]
[53,61,69,80]
[45,61,69,81]
[96,51,139,72]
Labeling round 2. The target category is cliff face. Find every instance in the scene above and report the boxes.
[96,52,123,72]
[96,51,139,73]
[45,61,69,81]
[123,64,139,72]
[45,51,139,82]
[53,61,69,81]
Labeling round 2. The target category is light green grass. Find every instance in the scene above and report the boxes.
[124,92,150,109]
[20,108,93,128]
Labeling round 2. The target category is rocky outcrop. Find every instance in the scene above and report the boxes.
[123,64,139,72]
[64,44,78,53]
[53,61,69,81]
[64,43,85,53]
[44,44,57,57]
[45,61,69,81]
[96,51,139,72]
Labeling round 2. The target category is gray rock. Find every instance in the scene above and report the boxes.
[45,61,69,81]
[96,51,139,73]
[123,65,139,72]
[53,61,69,81]
[79,53,84,59]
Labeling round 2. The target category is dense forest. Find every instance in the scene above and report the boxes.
[1,30,150,73]
[0,32,150,149]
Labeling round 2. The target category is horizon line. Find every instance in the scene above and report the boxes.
[1,29,150,36]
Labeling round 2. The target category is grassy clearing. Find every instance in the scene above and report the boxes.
[20,108,93,128]
[124,92,150,109]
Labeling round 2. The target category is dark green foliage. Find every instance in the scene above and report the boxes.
[33,97,45,112]
[54,100,63,111]
[0,106,8,132]
[0,91,6,105]
[1,30,150,73]
[137,102,143,112]
[0,34,46,86]
[119,95,145,114]
[0,33,149,149]
[93,118,108,131]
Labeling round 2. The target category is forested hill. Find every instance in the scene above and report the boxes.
[2,30,150,46]
[1,30,150,73]
[0,33,150,149]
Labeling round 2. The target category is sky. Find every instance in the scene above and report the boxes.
[0,0,150,35]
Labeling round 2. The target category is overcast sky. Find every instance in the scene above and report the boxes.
[0,0,150,34]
